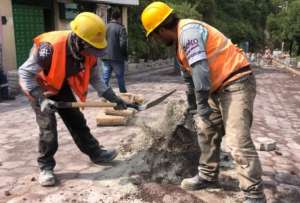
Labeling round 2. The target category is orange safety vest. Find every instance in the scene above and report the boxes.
[177,19,250,92]
[33,31,97,102]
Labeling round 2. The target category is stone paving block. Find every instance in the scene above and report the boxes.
[262,176,277,188]
[275,171,300,186]
[255,137,277,151]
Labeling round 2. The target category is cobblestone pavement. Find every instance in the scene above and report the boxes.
[0,64,299,203]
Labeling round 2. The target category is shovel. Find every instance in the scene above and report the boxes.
[55,88,176,111]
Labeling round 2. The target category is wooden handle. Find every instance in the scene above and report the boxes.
[71,101,116,108]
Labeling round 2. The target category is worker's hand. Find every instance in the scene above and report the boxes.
[40,98,57,114]
[194,110,222,132]
[198,110,214,127]
[114,99,128,110]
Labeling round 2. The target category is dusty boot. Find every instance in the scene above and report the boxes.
[244,196,266,203]
[90,148,118,164]
[181,174,218,190]
[38,170,56,186]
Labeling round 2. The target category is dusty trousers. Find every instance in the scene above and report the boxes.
[30,83,102,171]
[194,74,264,199]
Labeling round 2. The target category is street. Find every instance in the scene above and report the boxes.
[0,63,299,203]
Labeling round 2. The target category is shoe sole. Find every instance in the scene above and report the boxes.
[39,180,56,187]
[92,152,118,164]
[180,182,219,191]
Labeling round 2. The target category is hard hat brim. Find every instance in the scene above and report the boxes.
[145,8,173,37]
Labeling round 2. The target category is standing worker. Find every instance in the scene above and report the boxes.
[18,12,129,187]
[102,8,128,93]
[141,2,266,203]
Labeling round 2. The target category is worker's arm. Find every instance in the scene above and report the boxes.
[90,60,127,109]
[191,60,212,116]
[181,70,196,112]
[89,59,110,97]
[18,45,41,93]
[179,23,212,117]
[119,26,128,60]
[18,43,58,113]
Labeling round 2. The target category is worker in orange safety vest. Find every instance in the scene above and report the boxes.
[141,2,266,203]
[18,12,128,187]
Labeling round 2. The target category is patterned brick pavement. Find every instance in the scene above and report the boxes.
[0,65,299,203]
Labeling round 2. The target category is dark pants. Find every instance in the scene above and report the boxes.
[0,68,9,98]
[102,60,127,93]
[31,83,102,170]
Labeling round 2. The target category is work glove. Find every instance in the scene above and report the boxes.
[194,90,214,127]
[40,98,57,114]
[102,87,128,110]
[30,87,57,114]
[185,91,197,116]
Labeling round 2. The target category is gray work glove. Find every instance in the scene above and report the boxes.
[195,90,214,127]
[185,91,197,115]
[102,87,128,110]
[30,87,57,114]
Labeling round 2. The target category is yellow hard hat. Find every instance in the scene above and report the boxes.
[70,12,107,49]
[141,1,173,37]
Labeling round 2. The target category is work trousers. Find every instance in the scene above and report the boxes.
[194,74,264,199]
[31,83,102,170]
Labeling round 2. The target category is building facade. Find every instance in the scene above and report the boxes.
[0,0,138,71]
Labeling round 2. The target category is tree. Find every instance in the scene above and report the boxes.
[127,0,202,61]
[267,0,300,55]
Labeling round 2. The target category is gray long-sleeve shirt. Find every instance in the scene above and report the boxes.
[18,44,109,97]
[178,22,210,91]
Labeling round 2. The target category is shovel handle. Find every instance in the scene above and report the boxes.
[56,101,116,108]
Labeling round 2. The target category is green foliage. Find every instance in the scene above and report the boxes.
[127,0,202,61]
[127,0,284,60]
[267,0,300,55]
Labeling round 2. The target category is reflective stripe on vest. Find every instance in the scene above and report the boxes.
[177,19,249,92]
[34,31,97,101]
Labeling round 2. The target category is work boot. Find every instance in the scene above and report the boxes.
[243,196,266,203]
[90,148,118,164]
[181,174,218,190]
[38,170,56,186]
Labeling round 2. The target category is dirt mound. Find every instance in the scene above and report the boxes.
[120,100,200,184]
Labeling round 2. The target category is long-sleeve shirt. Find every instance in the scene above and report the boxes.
[178,23,210,92]
[18,43,109,97]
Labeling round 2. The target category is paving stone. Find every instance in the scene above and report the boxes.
[2,161,26,169]
[273,157,293,165]
[255,137,277,151]
[262,176,277,188]
[262,165,276,176]
[275,172,300,186]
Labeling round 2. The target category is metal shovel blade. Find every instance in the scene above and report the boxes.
[136,88,176,111]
